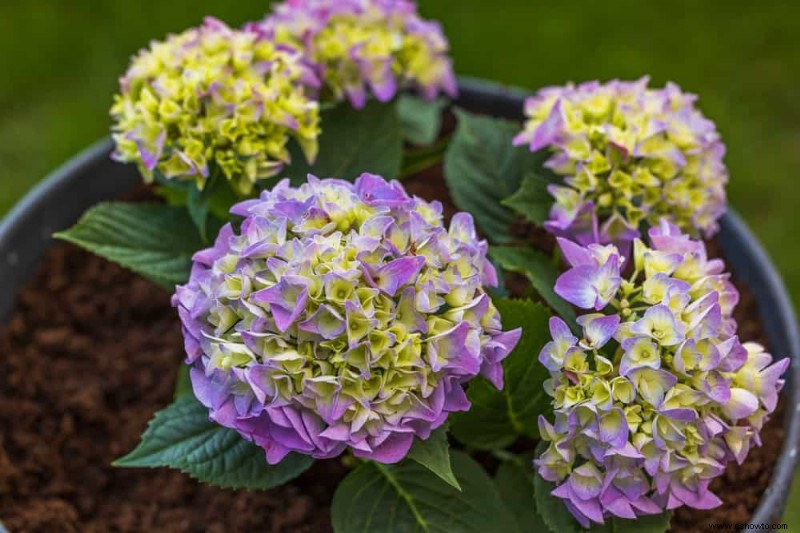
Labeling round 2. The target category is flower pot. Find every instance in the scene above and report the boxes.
[0,79,797,529]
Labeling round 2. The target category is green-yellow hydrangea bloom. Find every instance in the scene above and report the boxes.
[111,17,320,194]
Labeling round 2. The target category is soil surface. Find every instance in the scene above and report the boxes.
[0,171,787,532]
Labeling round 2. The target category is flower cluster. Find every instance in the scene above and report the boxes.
[513,78,728,246]
[253,0,457,108]
[111,17,320,194]
[535,220,788,527]
[173,173,520,464]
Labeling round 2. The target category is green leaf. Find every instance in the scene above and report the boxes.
[449,377,518,450]
[114,395,313,490]
[397,95,447,146]
[443,108,544,243]
[331,452,519,533]
[152,169,235,241]
[54,202,204,289]
[284,100,403,183]
[502,171,556,225]
[407,424,460,490]
[174,365,192,398]
[495,457,549,533]
[490,246,577,326]
[450,299,552,449]
[608,513,672,533]
[186,183,210,241]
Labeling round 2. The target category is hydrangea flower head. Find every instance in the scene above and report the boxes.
[514,78,728,246]
[173,173,521,464]
[253,0,457,108]
[536,220,788,527]
[111,17,320,194]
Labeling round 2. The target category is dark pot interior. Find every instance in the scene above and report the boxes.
[0,79,797,527]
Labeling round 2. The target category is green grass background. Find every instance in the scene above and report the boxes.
[1,0,799,525]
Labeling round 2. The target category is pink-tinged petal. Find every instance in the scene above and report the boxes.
[538,340,562,371]
[592,255,622,309]
[442,381,471,412]
[190,368,225,411]
[355,432,414,464]
[562,500,592,529]
[479,360,503,390]
[599,213,640,249]
[701,371,731,403]
[555,265,602,309]
[514,99,565,151]
[722,388,759,420]
[551,316,577,344]
[369,68,397,102]
[268,304,297,333]
[545,198,601,246]
[696,340,722,371]
[193,223,235,266]
[481,256,499,287]
[449,212,478,242]
[605,442,644,459]
[312,388,350,423]
[680,487,723,510]
[363,256,426,296]
[569,463,604,500]
[724,426,751,465]
[619,337,661,376]
[757,358,790,411]
[358,215,394,241]
[570,496,605,526]
[319,423,351,442]
[298,304,346,339]
[630,496,662,515]
[600,486,637,519]
[345,83,367,109]
[630,368,677,407]
[630,304,685,346]
[578,313,620,349]
[538,415,558,441]
[480,327,520,389]
[659,408,697,422]
[598,407,629,448]
[666,491,684,510]
[252,278,308,310]
[557,237,595,267]
[246,364,276,405]
[354,173,411,207]
[428,322,478,374]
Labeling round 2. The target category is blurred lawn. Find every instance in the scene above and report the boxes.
[0,0,799,527]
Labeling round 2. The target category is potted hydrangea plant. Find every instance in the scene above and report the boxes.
[0,1,797,531]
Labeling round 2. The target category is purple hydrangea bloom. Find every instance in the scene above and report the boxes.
[513,78,728,247]
[536,220,788,527]
[250,0,457,108]
[173,173,520,464]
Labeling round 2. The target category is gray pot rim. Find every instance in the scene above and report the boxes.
[0,78,797,528]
